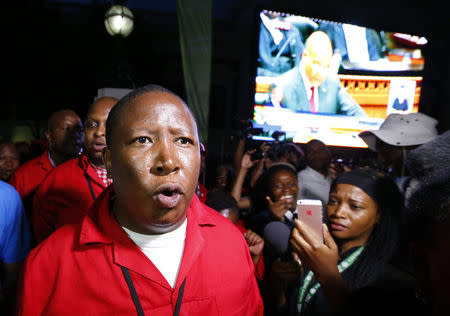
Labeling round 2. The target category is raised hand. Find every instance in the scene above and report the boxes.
[266,196,292,221]
[241,150,256,170]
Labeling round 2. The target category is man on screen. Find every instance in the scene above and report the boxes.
[272,31,367,117]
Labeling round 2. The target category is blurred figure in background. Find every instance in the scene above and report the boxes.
[297,139,333,212]
[0,142,20,183]
[0,181,31,314]
[211,164,235,193]
[406,170,450,316]
[10,109,83,226]
[404,130,450,204]
[196,142,208,203]
[32,97,117,244]
[206,189,265,280]
[359,112,438,195]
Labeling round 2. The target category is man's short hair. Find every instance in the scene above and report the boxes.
[205,190,239,215]
[105,84,194,148]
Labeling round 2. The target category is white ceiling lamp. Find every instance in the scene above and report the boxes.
[104,4,134,37]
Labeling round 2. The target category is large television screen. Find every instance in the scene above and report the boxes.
[253,10,428,147]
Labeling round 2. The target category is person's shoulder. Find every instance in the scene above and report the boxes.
[298,166,313,177]
[192,197,243,238]
[199,202,238,229]
[0,179,17,192]
[39,156,82,185]
[275,67,299,83]
[12,154,42,175]
[323,73,341,87]
[27,222,80,263]
[0,180,21,201]
[53,155,81,171]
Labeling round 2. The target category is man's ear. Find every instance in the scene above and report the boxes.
[103,147,112,179]
[45,130,51,143]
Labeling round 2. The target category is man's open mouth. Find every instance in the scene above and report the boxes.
[153,184,184,209]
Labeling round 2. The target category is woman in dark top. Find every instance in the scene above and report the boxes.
[287,168,408,315]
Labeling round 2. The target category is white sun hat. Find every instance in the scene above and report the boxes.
[359,112,438,151]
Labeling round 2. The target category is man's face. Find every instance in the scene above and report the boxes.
[104,92,200,234]
[375,139,404,176]
[0,144,20,181]
[302,48,332,87]
[84,98,117,166]
[307,142,331,171]
[47,111,83,157]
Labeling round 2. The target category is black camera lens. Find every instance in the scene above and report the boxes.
[250,148,264,161]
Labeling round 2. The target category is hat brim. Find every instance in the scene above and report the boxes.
[358,131,377,151]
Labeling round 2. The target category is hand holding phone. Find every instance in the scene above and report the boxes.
[296,199,323,242]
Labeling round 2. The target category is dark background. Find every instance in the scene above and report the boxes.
[3,0,450,184]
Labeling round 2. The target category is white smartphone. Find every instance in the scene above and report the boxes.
[296,199,323,242]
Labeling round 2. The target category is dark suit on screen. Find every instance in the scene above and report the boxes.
[273,66,367,117]
[258,21,304,76]
[318,23,385,62]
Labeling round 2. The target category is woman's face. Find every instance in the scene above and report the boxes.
[270,169,298,210]
[326,184,379,246]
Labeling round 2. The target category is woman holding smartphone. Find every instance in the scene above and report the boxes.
[286,168,409,316]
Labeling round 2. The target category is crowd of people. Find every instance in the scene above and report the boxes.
[0,84,448,315]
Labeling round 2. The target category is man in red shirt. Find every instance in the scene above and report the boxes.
[17,84,263,315]
[9,109,83,220]
[32,97,117,244]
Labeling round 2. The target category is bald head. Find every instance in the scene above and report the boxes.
[48,110,80,132]
[45,109,83,166]
[304,31,333,60]
[106,84,197,148]
[88,97,118,116]
[302,31,334,87]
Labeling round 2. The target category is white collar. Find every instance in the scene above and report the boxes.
[47,151,56,167]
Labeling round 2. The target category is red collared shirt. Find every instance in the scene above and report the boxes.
[32,154,108,244]
[17,188,264,315]
[89,162,113,187]
[9,150,54,219]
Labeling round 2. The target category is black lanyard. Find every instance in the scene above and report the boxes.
[84,172,96,202]
[121,266,186,316]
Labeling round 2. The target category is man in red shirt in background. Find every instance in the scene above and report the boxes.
[17,84,263,315]
[32,96,117,244]
[10,109,83,221]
